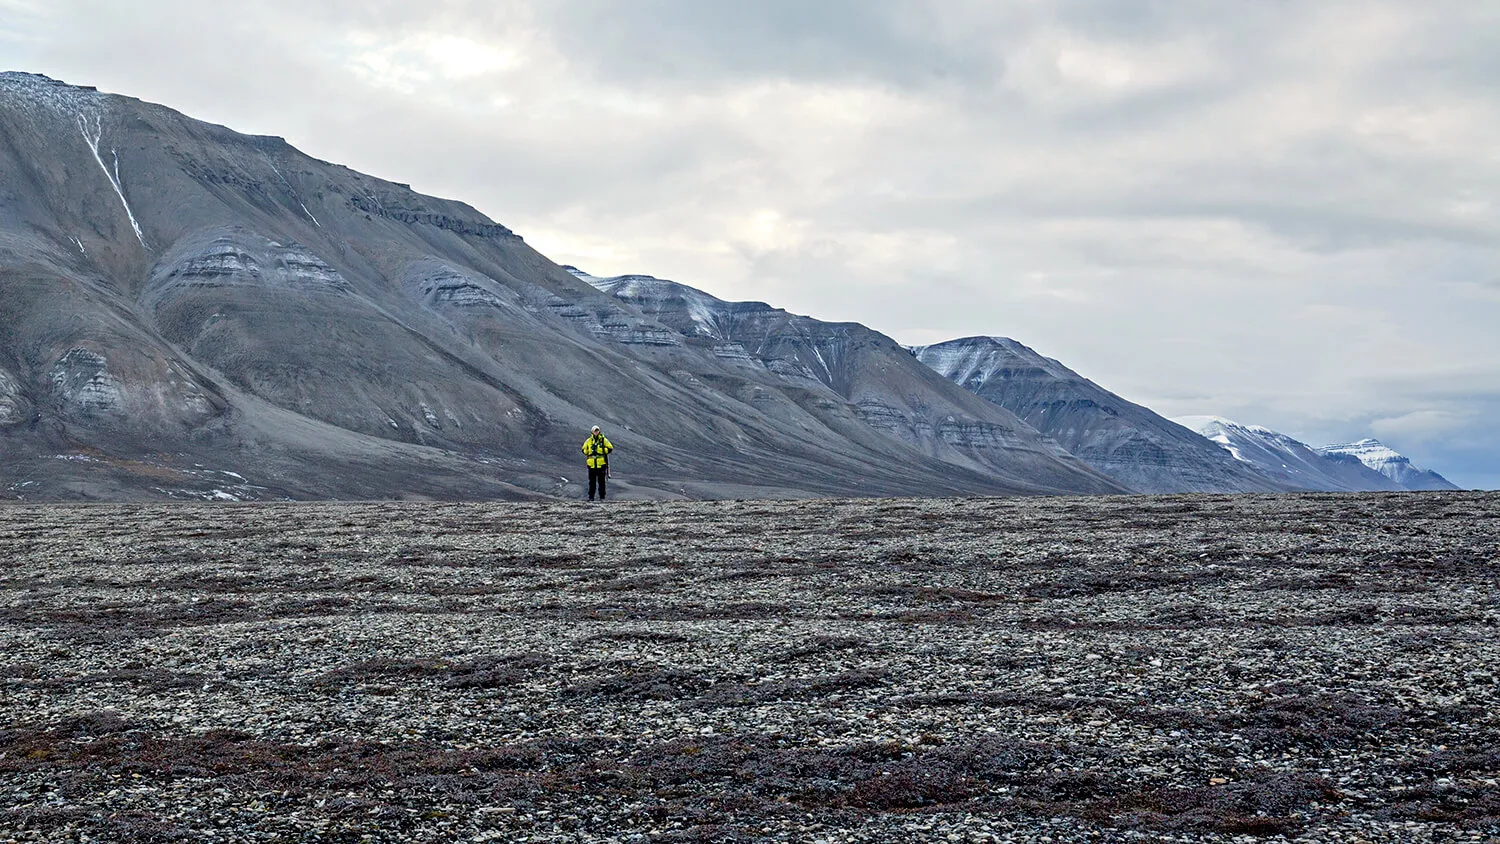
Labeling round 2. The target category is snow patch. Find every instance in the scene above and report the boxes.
[76,113,147,249]
[910,337,1077,391]
[262,154,321,227]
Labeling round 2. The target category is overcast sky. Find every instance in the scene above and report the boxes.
[4,1,1498,487]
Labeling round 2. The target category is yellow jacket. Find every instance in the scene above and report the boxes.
[582,433,613,469]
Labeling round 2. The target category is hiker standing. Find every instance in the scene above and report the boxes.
[582,425,614,501]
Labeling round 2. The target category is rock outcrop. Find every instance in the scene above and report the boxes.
[0,367,31,426]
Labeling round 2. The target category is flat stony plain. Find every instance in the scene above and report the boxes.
[1,492,1498,843]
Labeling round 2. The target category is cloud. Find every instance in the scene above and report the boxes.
[1370,409,1475,444]
[531,0,995,91]
[0,0,45,42]
[342,32,525,92]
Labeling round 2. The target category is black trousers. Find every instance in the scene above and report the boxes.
[588,466,607,500]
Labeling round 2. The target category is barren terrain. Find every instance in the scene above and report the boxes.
[1,492,1498,842]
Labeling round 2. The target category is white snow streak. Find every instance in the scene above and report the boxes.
[76,113,146,248]
[263,154,321,227]
[686,297,717,335]
[809,342,831,376]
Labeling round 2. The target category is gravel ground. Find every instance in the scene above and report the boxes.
[1,492,1497,843]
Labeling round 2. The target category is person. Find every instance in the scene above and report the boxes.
[581,425,614,501]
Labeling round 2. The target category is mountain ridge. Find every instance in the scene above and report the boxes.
[909,334,1461,494]
[1171,416,1454,492]
[0,72,1125,500]
[909,336,1290,493]
[1318,438,1459,491]
[571,270,1119,494]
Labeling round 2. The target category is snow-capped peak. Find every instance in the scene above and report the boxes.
[1319,438,1403,465]
[1174,416,1278,439]
[1172,415,1235,432]
[0,72,105,117]
[907,336,1078,387]
[1317,439,1459,490]
[1173,418,1459,492]
[574,270,738,339]
[1170,415,1405,491]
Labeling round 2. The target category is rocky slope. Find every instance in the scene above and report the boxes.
[578,275,1113,494]
[1320,439,1461,491]
[1173,417,1403,492]
[0,72,1124,500]
[4,493,1497,840]
[910,337,1288,493]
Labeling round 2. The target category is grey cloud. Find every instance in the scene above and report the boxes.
[532,0,1002,90]
[1357,6,1500,97]
[1040,0,1289,39]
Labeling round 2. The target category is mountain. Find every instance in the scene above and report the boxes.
[1318,439,1460,491]
[568,272,1124,494]
[1172,417,1402,492]
[909,336,1287,493]
[0,72,1124,500]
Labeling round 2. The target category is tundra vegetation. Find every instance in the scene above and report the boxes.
[1,492,1497,841]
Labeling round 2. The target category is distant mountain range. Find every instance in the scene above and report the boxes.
[0,72,1458,500]
[908,337,1284,494]
[1318,439,1459,491]
[1171,417,1448,492]
[909,338,1457,494]
[906,337,1458,494]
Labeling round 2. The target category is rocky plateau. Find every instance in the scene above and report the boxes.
[1,492,1496,841]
